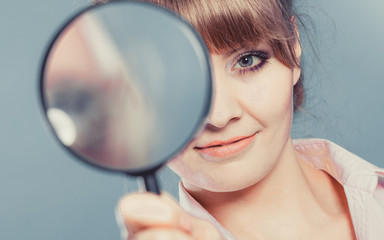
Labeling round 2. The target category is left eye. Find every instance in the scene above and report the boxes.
[234,55,261,69]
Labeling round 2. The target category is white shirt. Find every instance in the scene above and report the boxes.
[178,139,384,240]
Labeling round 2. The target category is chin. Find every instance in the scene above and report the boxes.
[184,170,267,193]
[205,183,255,193]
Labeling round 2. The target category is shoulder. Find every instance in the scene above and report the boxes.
[293,138,384,239]
[292,138,383,190]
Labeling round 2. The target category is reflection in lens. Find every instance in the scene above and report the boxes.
[47,108,77,146]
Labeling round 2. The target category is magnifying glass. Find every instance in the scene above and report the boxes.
[39,1,212,194]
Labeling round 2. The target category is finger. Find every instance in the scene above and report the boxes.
[135,228,194,240]
[115,206,128,240]
[189,217,223,240]
[157,195,223,240]
[118,192,223,240]
[157,195,223,239]
[118,193,189,234]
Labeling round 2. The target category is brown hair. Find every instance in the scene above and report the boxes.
[94,0,304,110]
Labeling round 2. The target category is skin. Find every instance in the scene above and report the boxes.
[119,40,356,239]
[168,42,299,193]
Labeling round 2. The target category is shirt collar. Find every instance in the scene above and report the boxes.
[293,138,384,195]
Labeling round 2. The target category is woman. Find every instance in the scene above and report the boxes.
[94,0,384,239]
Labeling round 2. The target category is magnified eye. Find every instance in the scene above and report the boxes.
[48,79,107,148]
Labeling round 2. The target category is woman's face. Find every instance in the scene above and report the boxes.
[168,42,301,192]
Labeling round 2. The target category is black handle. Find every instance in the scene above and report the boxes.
[142,173,160,194]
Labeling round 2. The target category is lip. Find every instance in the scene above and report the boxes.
[194,132,257,159]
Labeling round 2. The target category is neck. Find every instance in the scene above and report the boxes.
[183,138,348,238]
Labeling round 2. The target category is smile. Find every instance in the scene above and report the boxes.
[194,132,257,159]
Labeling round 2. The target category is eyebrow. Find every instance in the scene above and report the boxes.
[221,42,271,58]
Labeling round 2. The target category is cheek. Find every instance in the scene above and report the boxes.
[243,64,294,124]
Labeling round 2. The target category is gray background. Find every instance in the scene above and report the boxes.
[0,0,383,239]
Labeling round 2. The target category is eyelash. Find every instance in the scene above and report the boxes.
[231,50,271,75]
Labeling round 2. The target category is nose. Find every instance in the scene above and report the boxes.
[207,65,243,130]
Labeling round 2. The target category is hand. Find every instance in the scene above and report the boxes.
[116,192,224,240]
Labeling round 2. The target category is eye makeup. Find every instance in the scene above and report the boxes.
[231,50,271,75]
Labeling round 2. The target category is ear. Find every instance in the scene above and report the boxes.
[292,46,301,86]
[291,17,302,86]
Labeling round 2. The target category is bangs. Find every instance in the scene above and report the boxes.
[93,0,299,67]
[155,0,293,54]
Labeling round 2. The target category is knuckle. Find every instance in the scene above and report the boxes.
[194,219,223,240]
